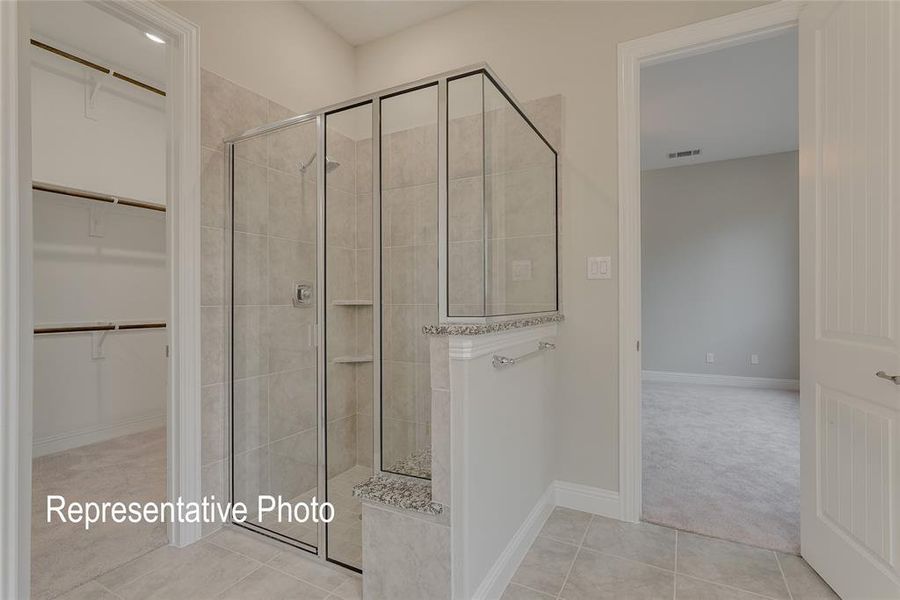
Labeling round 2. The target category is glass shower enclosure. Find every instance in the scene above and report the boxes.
[226,64,557,573]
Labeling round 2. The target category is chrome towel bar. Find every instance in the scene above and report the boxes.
[492,341,557,369]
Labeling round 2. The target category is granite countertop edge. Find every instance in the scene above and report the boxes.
[352,474,443,516]
[422,313,564,336]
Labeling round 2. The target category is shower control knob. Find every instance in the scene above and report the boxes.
[293,282,314,307]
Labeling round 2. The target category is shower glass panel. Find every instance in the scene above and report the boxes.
[230,119,319,551]
[226,64,557,572]
[483,76,557,315]
[447,72,558,318]
[380,84,439,479]
[447,74,486,317]
[324,102,374,570]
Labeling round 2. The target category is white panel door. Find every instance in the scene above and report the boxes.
[799,2,900,598]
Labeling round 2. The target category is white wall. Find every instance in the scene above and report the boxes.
[353,0,764,491]
[164,0,357,115]
[641,152,799,380]
[31,46,167,456]
[449,325,558,598]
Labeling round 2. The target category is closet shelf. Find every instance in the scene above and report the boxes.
[34,321,167,335]
[332,300,373,306]
[31,39,166,97]
[332,355,374,364]
[33,181,167,213]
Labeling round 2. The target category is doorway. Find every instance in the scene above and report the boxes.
[638,30,800,553]
[27,3,172,597]
[620,2,900,597]
[0,2,200,598]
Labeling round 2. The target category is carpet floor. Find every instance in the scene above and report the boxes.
[642,381,800,554]
[31,428,168,600]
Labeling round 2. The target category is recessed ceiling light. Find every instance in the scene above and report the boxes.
[145,32,165,44]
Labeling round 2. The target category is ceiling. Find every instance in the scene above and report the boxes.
[300,1,471,46]
[640,30,797,170]
[29,1,167,88]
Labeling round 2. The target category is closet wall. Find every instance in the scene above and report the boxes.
[31,45,168,456]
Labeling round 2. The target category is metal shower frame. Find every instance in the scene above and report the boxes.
[224,62,559,573]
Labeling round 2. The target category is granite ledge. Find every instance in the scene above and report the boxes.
[422,313,563,336]
[353,474,443,516]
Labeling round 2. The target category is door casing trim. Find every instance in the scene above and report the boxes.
[0,3,201,596]
[616,1,803,524]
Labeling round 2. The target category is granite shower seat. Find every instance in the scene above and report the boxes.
[353,473,443,516]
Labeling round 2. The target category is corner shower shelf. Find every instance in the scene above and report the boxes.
[333,355,374,364]
[332,300,373,306]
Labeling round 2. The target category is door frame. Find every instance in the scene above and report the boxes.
[0,2,200,597]
[616,1,804,524]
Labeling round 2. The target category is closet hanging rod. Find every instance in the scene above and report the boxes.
[30,39,166,97]
[34,322,167,335]
[33,181,167,213]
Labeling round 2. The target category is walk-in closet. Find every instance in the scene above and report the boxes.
[28,3,170,598]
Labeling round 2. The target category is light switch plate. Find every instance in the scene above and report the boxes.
[587,256,611,280]
[751,354,759,365]
[706,352,715,364]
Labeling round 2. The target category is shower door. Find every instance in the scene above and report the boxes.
[229,118,321,552]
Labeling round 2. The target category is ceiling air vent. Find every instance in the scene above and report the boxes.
[667,148,702,159]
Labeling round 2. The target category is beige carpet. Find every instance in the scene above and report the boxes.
[642,381,800,554]
[31,428,168,600]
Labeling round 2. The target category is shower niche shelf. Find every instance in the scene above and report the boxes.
[333,355,374,364]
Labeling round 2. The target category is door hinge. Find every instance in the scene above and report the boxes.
[636,340,640,351]
[165,344,169,358]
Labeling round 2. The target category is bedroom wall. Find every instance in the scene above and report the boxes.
[642,151,799,381]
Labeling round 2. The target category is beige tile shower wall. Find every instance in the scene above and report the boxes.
[447,111,485,317]
[485,96,559,316]
[200,70,318,535]
[381,123,439,470]
[447,95,562,317]
[326,125,361,478]
[356,138,374,469]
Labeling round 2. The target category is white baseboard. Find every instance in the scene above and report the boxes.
[472,485,555,600]
[642,370,800,391]
[33,413,165,457]
[553,480,622,520]
[471,481,624,599]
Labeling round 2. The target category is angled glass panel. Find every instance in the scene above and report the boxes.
[483,75,558,316]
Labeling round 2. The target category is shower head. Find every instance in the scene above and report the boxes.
[299,153,340,174]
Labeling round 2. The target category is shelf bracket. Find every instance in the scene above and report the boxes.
[88,196,119,237]
[91,325,115,359]
[85,70,114,120]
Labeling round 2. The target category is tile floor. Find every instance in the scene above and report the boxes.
[54,527,361,600]
[502,508,840,600]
